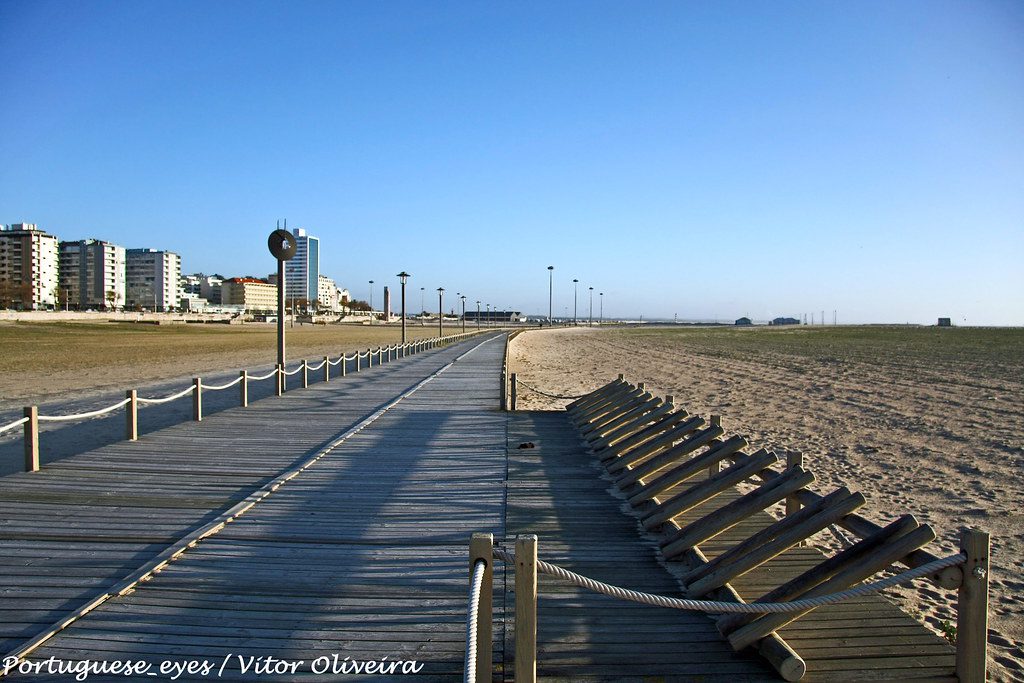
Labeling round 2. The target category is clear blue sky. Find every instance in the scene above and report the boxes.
[2,1,1021,324]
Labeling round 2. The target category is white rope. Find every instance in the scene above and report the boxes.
[0,416,29,435]
[247,369,279,381]
[307,360,327,371]
[37,398,132,421]
[281,366,302,376]
[491,548,964,614]
[201,376,243,391]
[137,386,196,405]
[327,357,342,366]
[463,559,486,683]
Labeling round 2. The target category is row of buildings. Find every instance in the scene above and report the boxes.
[0,224,349,314]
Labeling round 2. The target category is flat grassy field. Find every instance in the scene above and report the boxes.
[0,320,469,402]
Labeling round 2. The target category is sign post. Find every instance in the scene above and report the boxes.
[268,228,297,371]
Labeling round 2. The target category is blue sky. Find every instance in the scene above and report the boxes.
[2,0,1022,323]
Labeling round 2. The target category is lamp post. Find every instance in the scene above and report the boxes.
[486,303,490,327]
[437,287,444,337]
[420,287,425,325]
[397,272,410,344]
[589,287,594,327]
[600,292,604,325]
[573,279,578,326]
[368,280,374,325]
[547,266,554,326]
[460,295,466,332]
[476,300,481,328]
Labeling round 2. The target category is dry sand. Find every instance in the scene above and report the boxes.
[510,325,1024,681]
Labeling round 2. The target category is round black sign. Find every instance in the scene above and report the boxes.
[268,229,297,261]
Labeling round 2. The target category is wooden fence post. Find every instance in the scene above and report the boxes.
[24,406,39,472]
[786,451,803,516]
[368,348,373,368]
[356,353,361,372]
[341,355,347,377]
[956,528,990,683]
[240,370,248,407]
[276,364,284,396]
[125,390,138,441]
[324,356,330,382]
[515,534,538,683]
[192,378,202,421]
[470,533,494,683]
[510,373,518,411]
[301,359,308,388]
[708,415,722,477]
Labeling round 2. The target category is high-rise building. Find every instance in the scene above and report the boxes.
[125,248,181,312]
[0,223,59,310]
[58,239,126,310]
[284,228,319,305]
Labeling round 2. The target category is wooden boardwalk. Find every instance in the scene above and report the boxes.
[0,332,956,681]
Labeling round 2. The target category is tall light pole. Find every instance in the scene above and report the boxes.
[589,286,594,327]
[420,287,425,325]
[455,292,460,318]
[368,280,374,325]
[397,272,410,344]
[476,300,481,328]
[437,287,444,337]
[599,292,604,325]
[460,295,466,332]
[547,265,554,326]
[572,278,579,326]
[486,303,490,327]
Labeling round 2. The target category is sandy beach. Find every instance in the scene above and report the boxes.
[509,325,1024,681]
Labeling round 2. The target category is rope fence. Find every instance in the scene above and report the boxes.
[490,547,964,614]
[201,377,243,392]
[463,559,487,683]
[514,378,591,400]
[5,329,490,474]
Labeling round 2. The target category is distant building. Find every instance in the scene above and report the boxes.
[318,274,339,312]
[383,286,392,321]
[464,310,526,323]
[284,228,319,304]
[937,317,952,327]
[181,273,224,304]
[770,317,800,326]
[125,248,181,311]
[180,273,202,297]
[58,239,126,310]
[735,317,753,326]
[0,223,59,310]
[221,277,277,313]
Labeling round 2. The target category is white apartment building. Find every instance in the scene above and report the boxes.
[58,239,126,310]
[221,277,277,313]
[125,248,181,311]
[284,228,319,304]
[318,274,339,312]
[0,223,59,310]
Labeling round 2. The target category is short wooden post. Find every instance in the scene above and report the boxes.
[708,415,722,477]
[470,533,494,683]
[356,353,361,372]
[368,348,373,368]
[324,356,330,382]
[510,373,518,411]
[276,364,284,396]
[125,390,138,441]
[956,528,990,683]
[341,355,347,377]
[23,406,39,472]
[515,534,538,683]
[301,359,308,388]
[192,378,202,421]
[786,451,803,516]
[240,370,248,407]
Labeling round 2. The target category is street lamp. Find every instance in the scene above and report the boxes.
[547,266,554,326]
[476,300,481,328]
[486,303,490,327]
[589,287,594,327]
[420,287,425,325]
[572,279,579,326]
[397,272,410,344]
[600,292,604,325]
[368,280,374,325]
[460,295,466,332]
[437,287,444,337]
